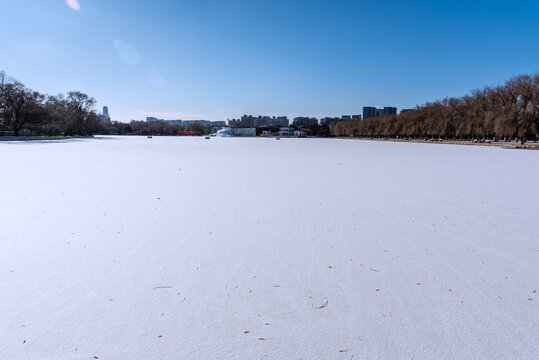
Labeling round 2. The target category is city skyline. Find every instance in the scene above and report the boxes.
[131,106,398,126]
[1,0,538,122]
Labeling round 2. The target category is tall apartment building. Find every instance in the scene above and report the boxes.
[383,107,397,116]
[269,116,289,127]
[103,106,110,120]
[363,106,397,119]
[240,115,256,127]
[320,117,341,126]
[98,106,111,122]
[235,115,289,128]
[293,117,318,127]
[363,107,378,120]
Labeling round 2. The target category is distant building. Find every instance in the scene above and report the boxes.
[363,106,397,119]
[228,118,242,127]
[341,115,352,121]
[103,106,110,120]
[98,106,111,122]
[400,109,415,113]
[240,115,256,127]
[363,107,378,120]
[352,115,361,120]
[234,115,289,128]
[278,127,306,137]
[320,117,341,126]
[383,107,397,116]
[278,127,293,137]
[293,117,318,127]
[271,116,289,127]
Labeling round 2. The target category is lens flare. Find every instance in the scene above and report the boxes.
[66,0,81,11]
[113,40,140,65]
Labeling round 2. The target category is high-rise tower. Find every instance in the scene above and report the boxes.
[103,106,110,120]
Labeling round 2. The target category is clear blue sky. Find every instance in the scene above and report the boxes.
[1,0,538,122]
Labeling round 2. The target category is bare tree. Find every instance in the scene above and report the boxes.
[65,91,97,135]
[2,79,29,136]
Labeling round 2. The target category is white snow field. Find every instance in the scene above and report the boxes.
[1,136,538,360]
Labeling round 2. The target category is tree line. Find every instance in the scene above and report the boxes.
[115,121,215,136]
[331,74,539,142]
[0,71,102,136]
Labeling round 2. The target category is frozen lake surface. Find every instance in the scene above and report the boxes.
[1,136,538,359]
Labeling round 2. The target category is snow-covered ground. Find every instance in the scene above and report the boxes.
[1,136,538,360]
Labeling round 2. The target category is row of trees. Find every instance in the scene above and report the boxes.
[123,121,214,136]
[0,71,101,136]
[331,74,539,142]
